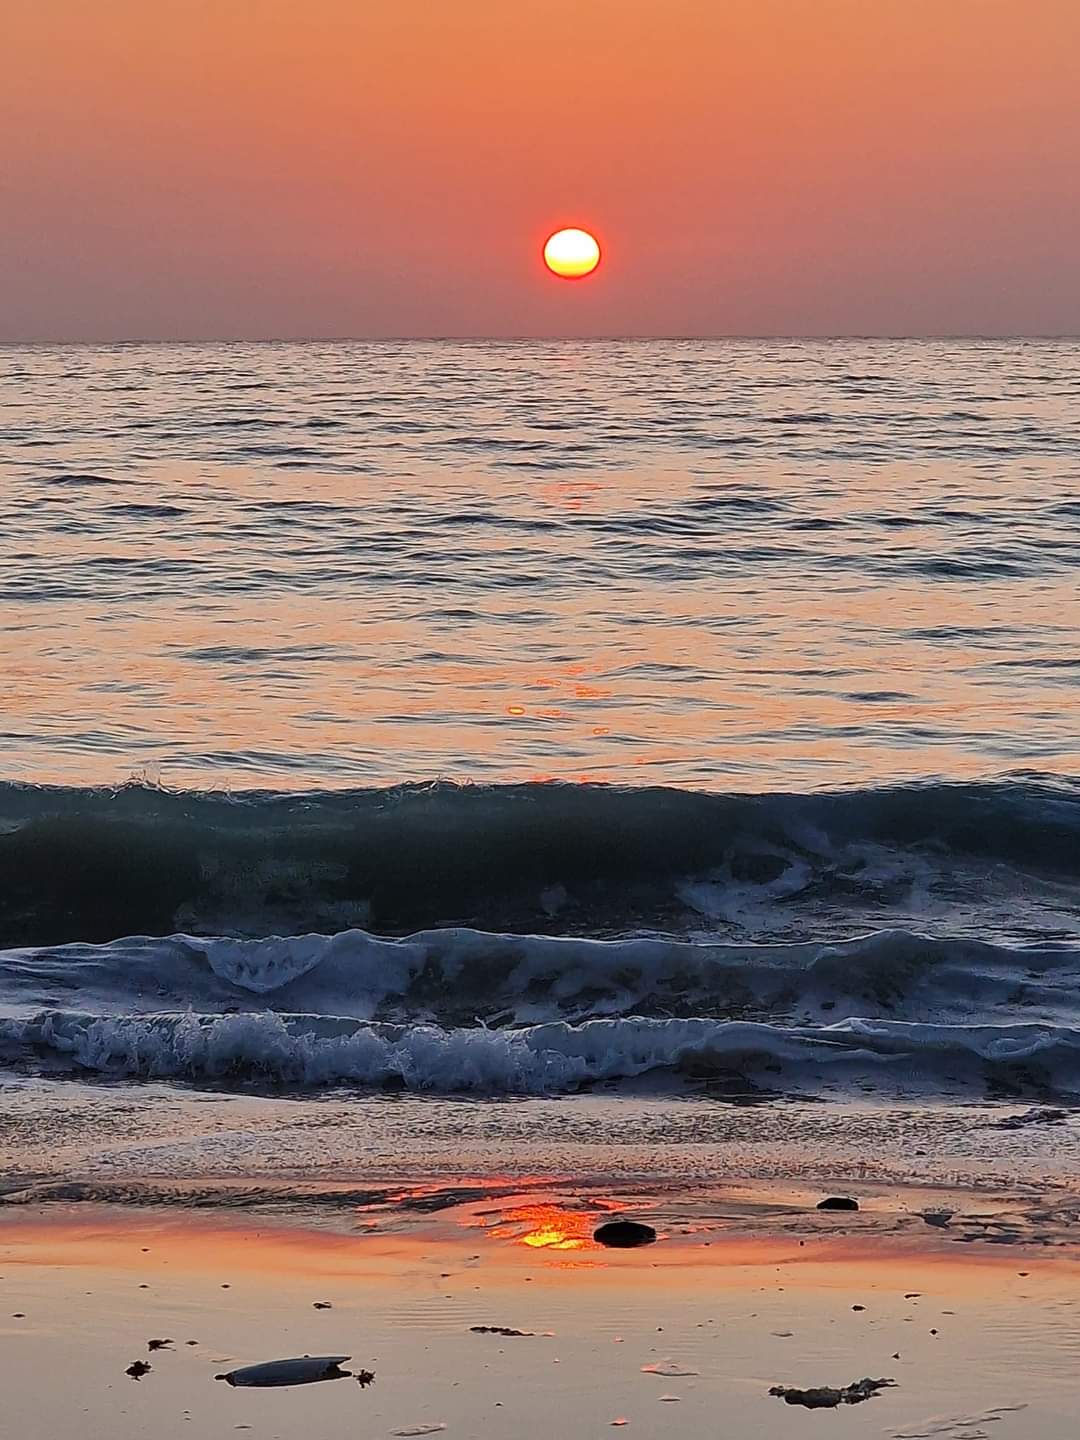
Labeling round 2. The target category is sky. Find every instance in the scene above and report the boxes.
[2,0,1079,340]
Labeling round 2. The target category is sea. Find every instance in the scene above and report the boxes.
[1,339,1078,1153]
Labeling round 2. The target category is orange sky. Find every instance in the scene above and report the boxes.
[3,0,1079,339]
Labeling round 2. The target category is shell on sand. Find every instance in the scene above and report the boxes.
[217,1356,352,1387]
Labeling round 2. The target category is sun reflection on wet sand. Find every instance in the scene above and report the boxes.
[3,1186,1075,1299]
[482,1202,601,1250]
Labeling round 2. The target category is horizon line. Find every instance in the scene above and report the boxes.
[3,332,1080,347]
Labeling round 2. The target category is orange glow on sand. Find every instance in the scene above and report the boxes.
[1,1204,1073,1298]
[543,228,601,279]
[483,1202,602,1250]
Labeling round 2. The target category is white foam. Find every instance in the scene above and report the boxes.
[2,926,1078,1031]
[3,924,1079,1096]
[2,1009,1078,1095]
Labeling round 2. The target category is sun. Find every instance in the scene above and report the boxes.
[543,227,601,280]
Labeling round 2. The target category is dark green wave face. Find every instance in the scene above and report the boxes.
[0,776,1076,948]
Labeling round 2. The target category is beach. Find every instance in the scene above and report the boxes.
[3,1177,1078,1440]
[4,1077,1079,1436]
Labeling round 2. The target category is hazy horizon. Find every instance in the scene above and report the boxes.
[5,332,1080,347]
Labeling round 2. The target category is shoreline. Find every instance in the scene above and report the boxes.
[4,1075,1079,1195]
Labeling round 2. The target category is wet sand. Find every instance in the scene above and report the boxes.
[5,1078,1080,1197]
[2,1189,1077,1440]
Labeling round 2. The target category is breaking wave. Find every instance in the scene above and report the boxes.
[1,776,1077,1098]
[3,1008,1078,1097]
[1,925,1078,1097]
[1,776,1077,946]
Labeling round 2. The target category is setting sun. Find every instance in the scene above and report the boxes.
[543,227,601,280]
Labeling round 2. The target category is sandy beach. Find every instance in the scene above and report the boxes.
[3,1167,1078,1440]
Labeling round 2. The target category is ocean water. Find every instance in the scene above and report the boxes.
[1,339,1078,1102]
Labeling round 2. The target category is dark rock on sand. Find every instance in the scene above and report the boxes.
[816,1197,859,1212]
[126,1360,152,1381]
[922,1210,953,1228]
[769,1377,895,1409]
[594,1220,657,1248]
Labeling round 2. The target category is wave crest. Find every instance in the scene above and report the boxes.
[1,776,1076,947]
